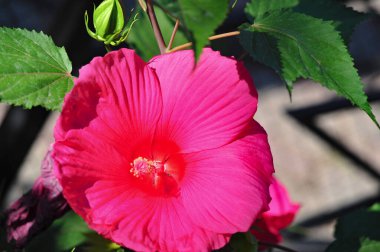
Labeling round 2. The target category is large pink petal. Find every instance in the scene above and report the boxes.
[181,120,274,233]
[149,49,258,153]
[53,130,130,181]
[84,180,230,251]
[55,49,162,150]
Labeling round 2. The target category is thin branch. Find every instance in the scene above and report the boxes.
[146,0,166,54]
[166,19,180,52]
[168,31,241,53]
[210,31,240,40]
[259,242,299,252]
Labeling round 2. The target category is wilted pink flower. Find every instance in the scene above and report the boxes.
[5,147,69,248]
[251,178,299,245]
[52,48,274,251]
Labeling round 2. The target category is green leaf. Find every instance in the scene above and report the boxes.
[294,0,368,43]
[245,0,299,19]
[229,232,258,252]
[359,239,380,252]
[24,211,130,252]
[333,204,380,241]
[25,211,91,252]
[0,28,73,111]
[326,239,359,252]
[239,25,281,76]
[369,203,380,212]
[326,203,380,252]
[239,25,293,95]
[248,10,378,127]
[154,0,182,19]
[128,7,187,61]
[177,0,229,60]
[127,8,158,60]
[81,232,121,252]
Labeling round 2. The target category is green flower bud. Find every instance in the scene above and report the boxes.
[93,0,124,39]
[85,0,138,47]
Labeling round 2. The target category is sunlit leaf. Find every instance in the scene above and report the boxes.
[0,28,73,110]
[240,10,378,126]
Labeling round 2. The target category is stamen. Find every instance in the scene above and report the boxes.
[129,155,182,196]
[130,157,165,178]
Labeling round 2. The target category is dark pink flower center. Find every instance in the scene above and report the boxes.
[128,140,185,197]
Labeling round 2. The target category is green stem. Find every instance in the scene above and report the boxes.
[105,44,112,52]
[146,0,166,54]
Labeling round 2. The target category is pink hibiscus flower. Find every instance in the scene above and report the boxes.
[251,178,300,245]
[52,48,274,251]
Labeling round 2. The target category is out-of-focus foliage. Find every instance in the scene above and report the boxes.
[326,204,380,252]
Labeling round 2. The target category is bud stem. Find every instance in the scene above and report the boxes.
[146,0,166,54]
[166,19,180,52]
[105,45,112,52]
[168,31,241,53]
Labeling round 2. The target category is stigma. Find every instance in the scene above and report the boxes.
[130,157,165,178]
